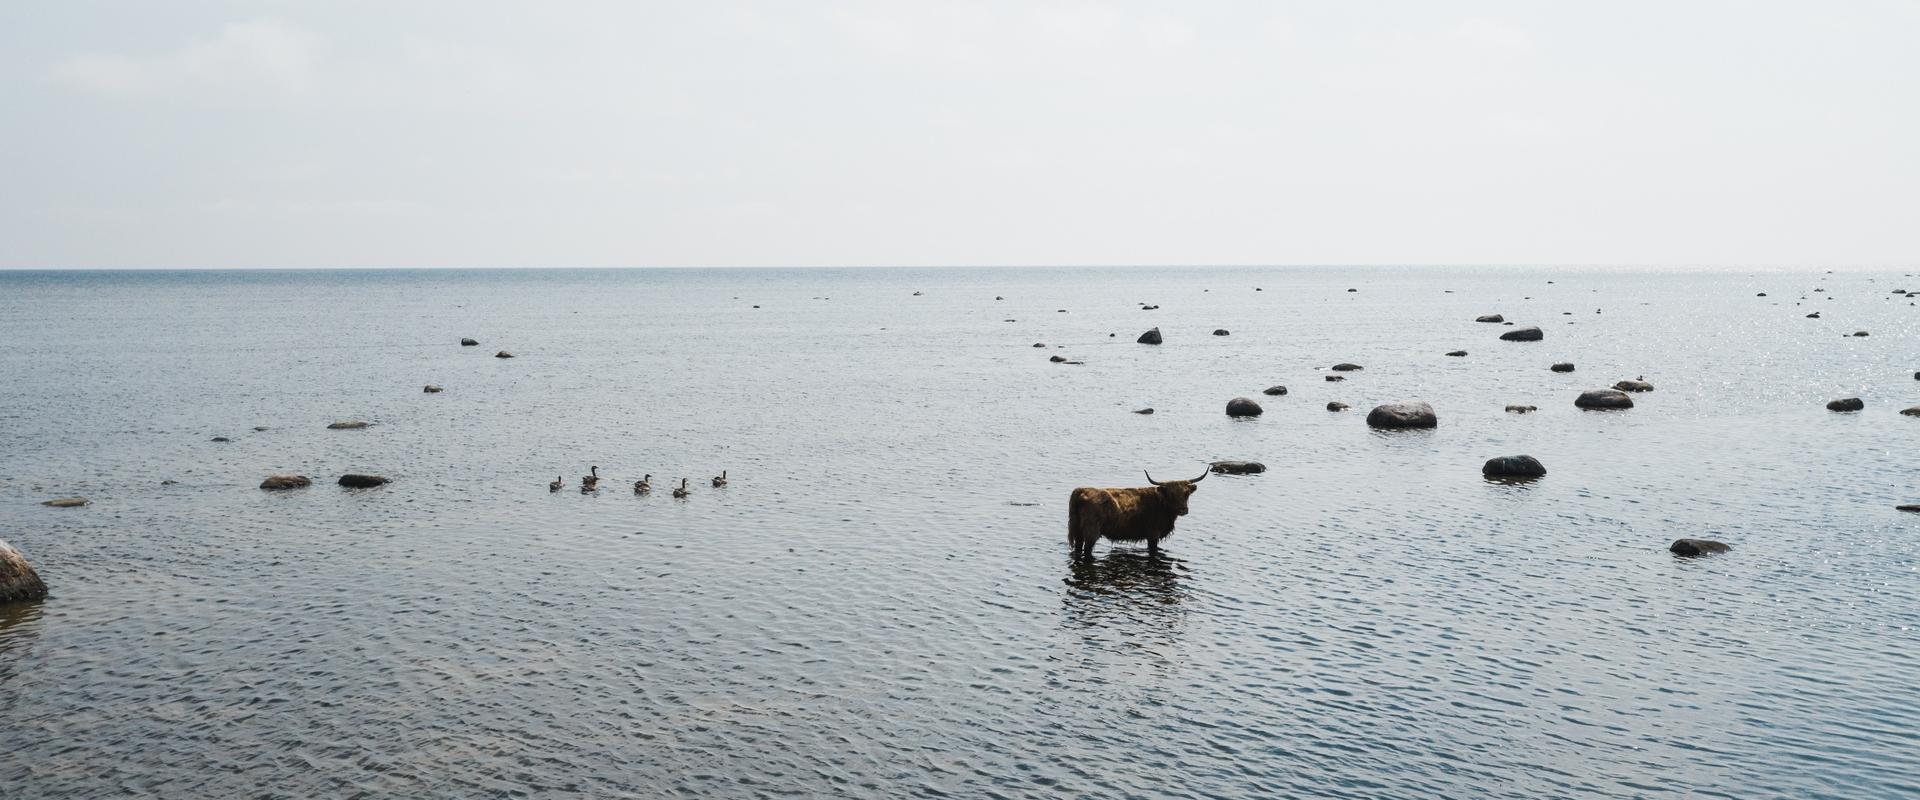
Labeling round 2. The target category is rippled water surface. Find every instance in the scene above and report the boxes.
[2,266,1918,798]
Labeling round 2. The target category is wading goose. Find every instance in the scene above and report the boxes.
[671,478,689,498]
[549,475,563,492]
[581,466,600,492]
[634,474,652,494]
[711,471,727,488]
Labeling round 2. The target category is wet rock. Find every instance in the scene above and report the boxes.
[1551,362,1575,373]
[40,497,88,508]
[0,540,48,603]
[1226,397,1263,417]
[1325,375,1344,382]
[460,338,479,346]
[259,475,312,490]
[423,385,443,393]
[1902,406,1920,417]
[1331,363,1363,371]
[1133,408,1154,415]
[1032,342,1046,348]
[1347,288,1357,292]
[1806,312,1820,318]
[1326,401,1349,411]
[996,296,1004,300]
[1756,292,1767,297]
[1263,385,1288,396]
[327,421,370,430]
[338,474,390,488]
[1575,389,1634,410]
[1141,305,1160,310]
[1049,355,1066,363]
[1137,327,1162,345]
[1614,379,1654,392]
[1213,329,1230,336]
[1505,405,1538,414]
[1209,460,1267,475]
[253,426,269,431]
[1476,314,1504,323]
[1366,401,1438,429]
[495,350,515,358]
[211,436,231,442]
[1670,539,1730,556]
[1899,504,1920,512]
[1853,331,1869,337]
[1446,350,1467,357]
[1500,326,1544,342]
[1826,397,1864,412]
[1482,455,1546,478]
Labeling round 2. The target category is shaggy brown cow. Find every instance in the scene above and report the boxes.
[1068,469,1208,557]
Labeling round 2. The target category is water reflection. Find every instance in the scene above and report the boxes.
[1061,551,1189,648]
[0,603,44,704]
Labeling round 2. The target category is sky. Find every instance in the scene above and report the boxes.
[1,1,1916,268]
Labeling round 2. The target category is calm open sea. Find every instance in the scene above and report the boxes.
[1,266,1917,798]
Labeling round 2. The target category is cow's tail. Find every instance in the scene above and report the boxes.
[1067,490,1088,552]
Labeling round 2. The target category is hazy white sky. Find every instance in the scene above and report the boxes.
[2,1,1915,268]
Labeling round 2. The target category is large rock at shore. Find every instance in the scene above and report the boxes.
[1225,397,1263,417]
[1209,460,1267,475]
[1614,379,1654,392]
[40,498,88,508]
[1670,538,1730,556]
[460,338,479,346]
[259,475,312,490]
[1263,385,1288,396]
[327,421,370,430]
[338,474,390,488]
[1137,328,1162,345]
[1551,362,1575,373]
[1482,455,1547,478]
[1575,390,1633,409]
[1827,397,1864,412]
[1500,326,1544,341]
[1476,314,1504,323]
[1367,401,1437,429]
[0,540,48,603]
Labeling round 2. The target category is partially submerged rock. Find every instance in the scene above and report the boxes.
[1209,460,1267,475]
[260,475,312,490]
[1827,397,1864,412]
[338,474,390,488]
[211,436,231,442]
[1575,389,1634,410]
[1901,406,1920,417]
[0,540,48,603]
[1226,397,1264,417]
[1898,504,1920,512]
[1505,405,1537,414]
[1137,328,1162,345]
[423,385,443,393]
[1476,314,1504,323]
[1331,363,1363,371]
[1326,401,1349,411]
[327,421,370,430]
[1213,329,1230,336]
[1132,408,1154,415]
[40,498,88,508]
[1551,362,1575,373]
[1852,331,1870,337]
[1614,379,1654,392]
[1670,539,1730,556]
[495,350,515,358]
[1446,350,1467,357]
[1325,375,1344,382]
[460,338,479,346]
[1366,401,1437,429]
[1262,385,1288,396]
[1482,455,1546,478]
[1049,355,1067,363]
[1500,326,1544,342]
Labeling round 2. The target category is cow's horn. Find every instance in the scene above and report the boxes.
[1190,467,1210,483]
[1144,471,1160,486]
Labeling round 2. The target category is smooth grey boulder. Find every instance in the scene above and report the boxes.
[1209,460,1267,475]
[1366,401,1437,429]
[1331,363,1363,371]
[1500,326,1544,341]
[260,475,312,490]
[0,540,48,603]
[338,474,390,488]
[1326,401,1349,411]
[1137,328,1163,345]
[327,421,370,430]
[1551,362,1575,373]
[1614,379,1654,392]
[1827,397,1864,412]
[1670,539,1730,556]
[1482,455,1546,478]
[40,498,88,508]
[1575,389,1633,409]
[1049,355,1066,363]
[1263,385,1288,396]
[1226,397,1264,417]
[1476,314,1504,323]
[460,338,479,346]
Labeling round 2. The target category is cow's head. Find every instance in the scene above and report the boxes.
[1145,468,1208,516]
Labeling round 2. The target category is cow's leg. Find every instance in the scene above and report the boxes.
[1146,536,1160,556]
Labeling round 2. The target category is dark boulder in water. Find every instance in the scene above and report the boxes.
[1505,405,1537,414]
[495,350,515,358]
[1137,328,1162,345]
[1500,326,1544,341]
[40,498,88,508]
[211,436,231,442]
[1575,389,1633,410]
[460,338,479,346]
[1213,329,1230,336]
[327,421,370,430]
[1326,401,1349,411]
[1482,455,1546,478]
[1209,460,1267,475]
[0,540,48,603]
[1827,397,1864,412]
[1898,504,1920,512]
[338,474,390,488]
[1670,539,1730,556]
[1902,406,1920,417]
[1853,331,1870,337]
[1226,397,1263,417]
[1325,375,1344,382]
[1551,362,1575,373]
[1032,343,1045,348]
[1133,408,1154,415]
[1049,355,1066,363]
[1476,314,1504,323]
[1806,312,1820,318]
[260,475,312,490]
[1263,385,1288,396]
[1367,401,1437,429]
[1446,350,1467,357]
[1614,379,1654,392]
[1331,363,1363,371]
[423,385,443,393]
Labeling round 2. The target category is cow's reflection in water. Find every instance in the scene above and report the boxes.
[1061,551,1189,648]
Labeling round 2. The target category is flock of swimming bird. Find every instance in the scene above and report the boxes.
[550,466,727,498]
